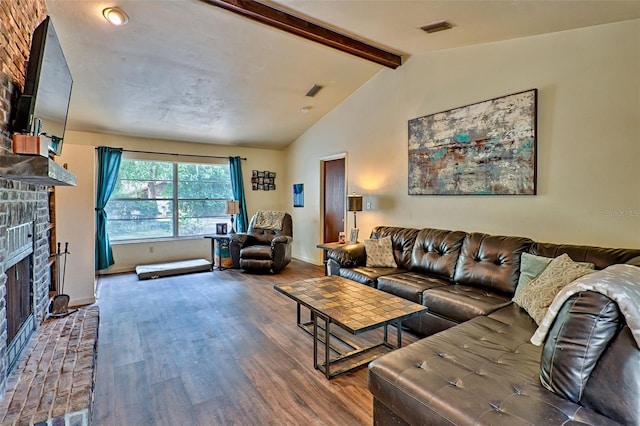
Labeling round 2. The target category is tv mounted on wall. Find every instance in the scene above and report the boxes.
[13,16,73,156]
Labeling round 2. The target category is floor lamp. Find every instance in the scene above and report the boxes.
[226,200,239,233]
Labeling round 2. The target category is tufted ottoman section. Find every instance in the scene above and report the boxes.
[368,312,620,425]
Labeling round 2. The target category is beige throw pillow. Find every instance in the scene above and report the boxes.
[515,252,595,297]
[513,253,595,324]
[364,236,397,268]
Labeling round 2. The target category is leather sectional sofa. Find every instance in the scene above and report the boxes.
[326,226,640,425]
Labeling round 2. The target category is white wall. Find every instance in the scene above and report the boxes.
[58,131,288,274]
[287,20,640,265]
[55,144,96,306]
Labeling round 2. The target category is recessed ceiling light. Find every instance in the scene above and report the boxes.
[300,106,312,114]
[103,7,129,26]
[421,20,452,34]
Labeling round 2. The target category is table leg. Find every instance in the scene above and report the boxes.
[322,249,329,276]
[312,311,319,370]
[324,316,331,379]
[210,238,216,271]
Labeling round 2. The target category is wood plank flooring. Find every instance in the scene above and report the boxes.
[92,260,419,425]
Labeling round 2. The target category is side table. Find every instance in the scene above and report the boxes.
[316,241,345,275]
[204,234,232,271]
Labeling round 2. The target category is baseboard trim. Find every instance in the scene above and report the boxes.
[293,255,322,266]
[98,265,135,275]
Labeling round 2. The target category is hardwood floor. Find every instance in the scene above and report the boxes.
[92,260,418,425]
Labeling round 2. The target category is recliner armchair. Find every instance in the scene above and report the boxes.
[229,211,293,273]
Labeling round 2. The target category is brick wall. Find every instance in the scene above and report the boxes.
[0,0,48,394]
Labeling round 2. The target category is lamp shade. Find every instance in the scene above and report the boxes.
[347,194,363,212]
[225,200,239,215]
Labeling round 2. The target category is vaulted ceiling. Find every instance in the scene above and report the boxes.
[46,0,640,150]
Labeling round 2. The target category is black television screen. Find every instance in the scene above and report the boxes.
[13,16,72,155]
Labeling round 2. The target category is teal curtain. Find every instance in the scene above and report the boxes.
[228,156,248,232]
[95,146,123,270]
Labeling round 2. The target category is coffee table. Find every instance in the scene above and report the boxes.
[274,276,427,379]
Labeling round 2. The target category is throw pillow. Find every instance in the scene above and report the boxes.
[512,253,595,324]
[364,236,397,268]
[515,253,595,297]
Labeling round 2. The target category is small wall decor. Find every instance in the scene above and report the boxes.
[293,183,304,207]
[252,170,276,191]
[408,89,537,195]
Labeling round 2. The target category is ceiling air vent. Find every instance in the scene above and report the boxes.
[421,20,453,34]
[305,84,323,97]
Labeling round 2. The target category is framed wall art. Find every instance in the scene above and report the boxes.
[252,170,276,191]
[349,228,359,244]
[293,183,304,207]
[408,89,537,195]
[216,223,227,234]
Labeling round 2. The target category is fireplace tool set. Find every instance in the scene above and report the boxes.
[49,242,77,318]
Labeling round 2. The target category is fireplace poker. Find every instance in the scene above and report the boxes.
[61,242,68,294]
[49,242,76,318]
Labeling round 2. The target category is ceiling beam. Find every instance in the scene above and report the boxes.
[200,0,402,69]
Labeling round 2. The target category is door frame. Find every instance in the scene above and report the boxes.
[319,152,348,248]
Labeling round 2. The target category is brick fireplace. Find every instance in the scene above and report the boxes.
[0,0,50,394]
[0,174,52,392]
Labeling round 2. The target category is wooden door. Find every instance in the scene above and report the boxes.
[323,158,345,243]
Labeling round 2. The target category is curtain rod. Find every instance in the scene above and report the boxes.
[95,147,246,161]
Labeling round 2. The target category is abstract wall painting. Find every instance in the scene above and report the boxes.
[408,89,537,195]
[293,183,304,207]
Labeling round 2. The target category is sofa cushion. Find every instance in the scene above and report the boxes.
[364,236,397,268]
[422,284,513,323]
[377,272,449,304]
[368,314,619,426]
[454,232,533,294]
[410,228,467,279]
[239,244,272,260]
[487,303,539,331]
[512,254,595,324]
[540,292,622,404]
[339,266,406,287]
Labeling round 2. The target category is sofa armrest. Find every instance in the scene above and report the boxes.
[327,259,342,276]
[271,236,293,273]
[271,235,292,247]
[327,243,366,267]
[229,233,250,269]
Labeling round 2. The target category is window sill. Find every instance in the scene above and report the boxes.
[111,236,206,245]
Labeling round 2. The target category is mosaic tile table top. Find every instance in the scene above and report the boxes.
[275,276,426,334]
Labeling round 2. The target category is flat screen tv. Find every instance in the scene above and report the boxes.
[13,16,73,155]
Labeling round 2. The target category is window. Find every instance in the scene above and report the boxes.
[106,159,233,241]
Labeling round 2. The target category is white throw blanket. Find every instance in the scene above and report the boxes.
[254,210,286,230]
[531,264,640,348]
